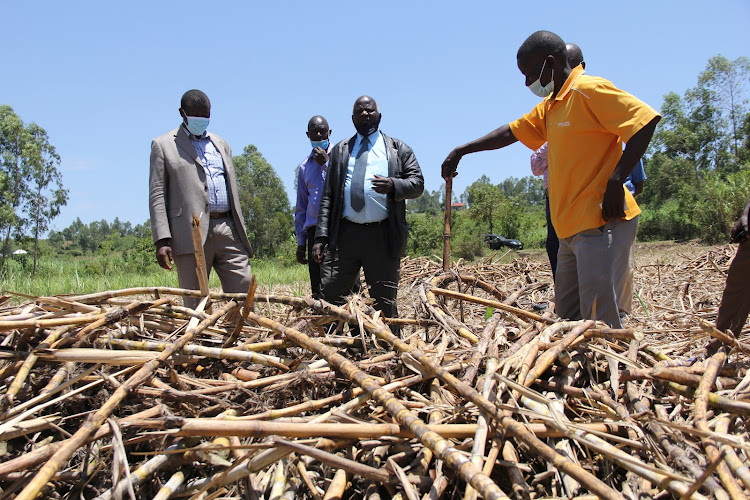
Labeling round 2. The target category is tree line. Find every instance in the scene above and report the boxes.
[2,54,748,276]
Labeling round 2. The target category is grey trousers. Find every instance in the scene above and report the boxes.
[554,217,638,329]
[612,216,639,315]
[173,217,252,309]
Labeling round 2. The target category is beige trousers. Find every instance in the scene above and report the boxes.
[173,217,252,309]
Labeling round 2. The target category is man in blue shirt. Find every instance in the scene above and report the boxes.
[296,116,345,298]
[312,96,424,328]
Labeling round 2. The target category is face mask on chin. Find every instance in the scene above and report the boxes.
[185,116,210,136]
[355,122,379,137]
[310,139,329,150]
[527,59,555,98]
[354,115,380,138]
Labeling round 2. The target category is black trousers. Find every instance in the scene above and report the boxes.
[306,226,322,298]
[320,219,400,320]
[717,239,750,335]
[545,192,560,280]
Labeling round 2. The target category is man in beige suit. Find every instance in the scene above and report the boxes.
[149,89,253,307]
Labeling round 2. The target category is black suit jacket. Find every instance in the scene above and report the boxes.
[315,132,424,258]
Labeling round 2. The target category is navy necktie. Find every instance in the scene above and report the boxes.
[351,136,370,212]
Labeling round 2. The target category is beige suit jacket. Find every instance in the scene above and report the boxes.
[149,126,253,257]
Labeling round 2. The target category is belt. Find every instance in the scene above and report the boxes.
[341,218,385,227]
[209,212,230,219]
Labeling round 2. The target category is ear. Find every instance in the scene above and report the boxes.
[179,108,188,124]
[327,129,332,138]
[306,131,311,140]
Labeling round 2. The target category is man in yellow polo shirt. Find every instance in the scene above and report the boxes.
[441,30,661,328]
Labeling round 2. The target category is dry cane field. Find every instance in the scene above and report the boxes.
[0,241,748,500]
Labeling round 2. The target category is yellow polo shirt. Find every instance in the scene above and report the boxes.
[509,65,660,239]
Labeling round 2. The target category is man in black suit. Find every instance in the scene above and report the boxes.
[312,96,424,326]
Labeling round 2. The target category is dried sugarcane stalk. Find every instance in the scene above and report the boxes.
[429,286,553,324]
[15,297,233,500]
[516,387,704,499]
[464,343,499,500]
[275,437,392,484]
[142,418,479,439]
[302,298,624,500]
[715,416,750,490]
[419,284,478,344]
[93,441,186,500]
[225,275,257,348]
[693,349,745,500]
[107,338,289,371]
[0,405,164,477]
[153,469,188,500]
[246,310,510,500]
[323,468,348,500]
[523,320,594,386]
[268,456,288,500]
[1,245,748,500]
[191,213,210,299]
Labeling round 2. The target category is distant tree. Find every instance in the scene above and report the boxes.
[407,187,442,215]
[0,105,28,267]
[20,123,68,274]
[464,177,502,234]
[233,145,293,258]
[696,55,750,158]
[498,176,545,205]
[0,105,67,272]
[639,54,750,242]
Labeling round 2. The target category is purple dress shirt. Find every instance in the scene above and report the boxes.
[294,146,331,246]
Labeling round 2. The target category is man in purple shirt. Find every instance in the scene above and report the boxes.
[295,116,334,298]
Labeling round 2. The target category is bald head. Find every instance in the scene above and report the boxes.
[308,115,329,131]
[306,115,330,143]
[566,43,585,69]
[353,95,379,113]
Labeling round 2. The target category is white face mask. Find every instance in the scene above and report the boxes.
[527,59,555,98]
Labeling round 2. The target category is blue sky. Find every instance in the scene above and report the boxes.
[2,0,748,233]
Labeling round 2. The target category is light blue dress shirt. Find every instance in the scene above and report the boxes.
[342,130,389,223]
[184,126,230,213]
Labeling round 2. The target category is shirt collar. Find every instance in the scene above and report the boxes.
[356,129,381,147]
[551,64,585,102]
[181,124,209,140]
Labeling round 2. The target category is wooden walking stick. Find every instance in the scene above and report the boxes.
[442,177,453,271]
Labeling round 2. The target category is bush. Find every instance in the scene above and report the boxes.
[452,214,484,260]
[638,199,700,241]
[406,213,443,256]
[692,169,750,242]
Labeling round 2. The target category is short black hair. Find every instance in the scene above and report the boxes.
[181,89,210,111]
[517,31,567,64]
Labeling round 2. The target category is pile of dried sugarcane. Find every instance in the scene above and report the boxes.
[1,245,749,500]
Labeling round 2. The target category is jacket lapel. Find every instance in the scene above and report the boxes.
[175,126,201,167]
[382,132,397,177]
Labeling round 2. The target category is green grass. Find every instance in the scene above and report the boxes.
[1,253,309,302]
